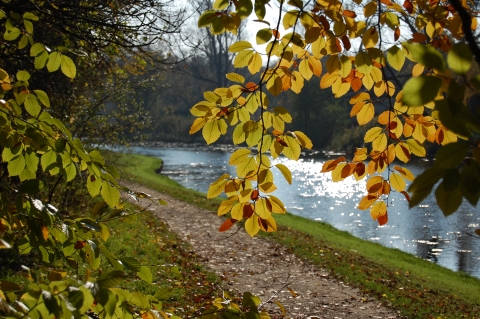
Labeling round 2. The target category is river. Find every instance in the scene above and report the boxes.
[129,144,480,278]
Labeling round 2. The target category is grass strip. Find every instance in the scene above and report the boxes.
[116,151,480,318]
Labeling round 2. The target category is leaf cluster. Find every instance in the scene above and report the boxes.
[192,0,480,233]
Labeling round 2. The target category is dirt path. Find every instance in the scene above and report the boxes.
[122,181,401,319]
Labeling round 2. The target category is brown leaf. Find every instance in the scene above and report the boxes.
[219,218,237,232]
[377,212,388,226]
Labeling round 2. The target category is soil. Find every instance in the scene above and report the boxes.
[122,181,402,319]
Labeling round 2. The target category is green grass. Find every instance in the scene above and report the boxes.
[103,209,218,315]
[115,151,480,318]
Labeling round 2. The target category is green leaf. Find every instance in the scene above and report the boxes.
[435,182,462,216]
[60,55,76,78]
[30,43,45,57]
[65,163,77,182]
[4,27,21,40]
[229,41,253,53]
[387,45,405,71]
[409,166,446,193]
[96,270,128,288]
[18,34,28,49]
[23,12,39,21]
[129,292,151,310]
[234,49,254,68]
[7,155,25,176]
[119,257,141,272]
[33,90,50,107]
[41,150,57,171]
[256,28,272,45]
[87,175,102,197]
[434,142,469,169]
[198,10,216,28]
[355,51,372,75]
[47,52,62,72]
[24,93,41,117]
[461,161,480,206]
[236,0,253,20]
[403,43,446,72]
[34,51,49,69]
[402,75,441,107]
[16,70,30,81]
[137,266,153,283]
[447,43,472,75]
[101,181,120,208]
[213,0,229,10]
[23,19,33,33]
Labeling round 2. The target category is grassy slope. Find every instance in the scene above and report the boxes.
[116,152,480,318]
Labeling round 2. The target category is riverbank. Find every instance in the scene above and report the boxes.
[115,152,480,318]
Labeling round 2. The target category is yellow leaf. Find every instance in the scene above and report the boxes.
[333,80,350,98]
[299,59,313,80]
[395,142,411,163]
[372,133,387,151]
[245,216,260,237]
[229,148,251,165]
[390,172,406,192]
[331,163,347,182]
[207,173,230,199]
[234,50,254,68]
[282,135,301,160]
[275,163,292,184]
[358,194,378,210]
[362,73,374,90]
[350,92,370,104]
[326,55,339,73]
[236,156,257,178]
[218,196,238,216]
[366,175,384,193]
[364,1,378,17]
[268,195,286,214]
[226,72,245,84]
[229,41,253,52]
[364,127,383,143]
[267,74,283,96]
[293,131,313,149]
[362,27,378,48]
[353,148,368,162]
[308,55,322,76]
[405,138,426,157]
[355,51,372,76]
[290,70,305,94]
[394,166,415,181]
[202,120,221,144]
[190,117,206,135]
[370,201,387,220]
[356,102,374,125]
[248,52,263,74]
[339,55,352,78]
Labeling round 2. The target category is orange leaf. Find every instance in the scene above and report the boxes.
[367,176,384,193]
[319,15,330,30]
[42,226,49,240]
[272,29,280,39]
[341,34,351,51]
[410,32,427,43]
[378,212,388,225]
[381,180,391,195]
[251,190,259,201]
[219,218,237,232]
[350,101,366,117]
[342,10,357,18]
[341,163,356,178]
[394,27,400,42]
[403,0,414,14]
[335,38,343,53]
[401,191,411,202]
[321,156,346,173]
[351,77,362,92]
[243,204,254,219]
[74,241,86,250]
[242,82,259,92]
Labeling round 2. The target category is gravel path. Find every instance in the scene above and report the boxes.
[122,181,401,319]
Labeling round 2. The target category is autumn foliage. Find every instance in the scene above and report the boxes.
[191,0,480,235]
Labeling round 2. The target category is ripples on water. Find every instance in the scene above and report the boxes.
[130,145,480,278]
